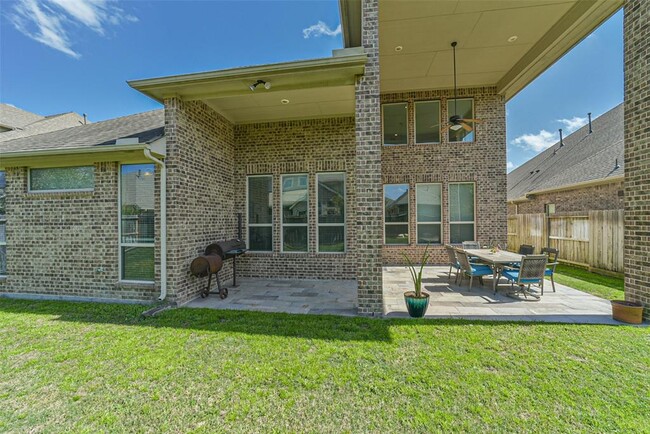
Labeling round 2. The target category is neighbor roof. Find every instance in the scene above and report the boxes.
[507,103,623,202]
[0,104,46,130]
[0,110,164,155]
[0,112,86,142]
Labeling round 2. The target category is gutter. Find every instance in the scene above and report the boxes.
[0,143,161,159]
[143,148,167,301]
[508,175,624,203]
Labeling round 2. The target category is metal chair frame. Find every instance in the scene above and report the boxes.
[502,255,548,299]
[541,247,560,292]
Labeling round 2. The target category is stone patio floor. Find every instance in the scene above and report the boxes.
[185,266,630,325]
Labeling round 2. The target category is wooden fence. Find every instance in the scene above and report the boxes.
[507,210,624,274]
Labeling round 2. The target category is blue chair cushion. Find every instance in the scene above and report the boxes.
[502,269,541,284]
[468,265,493,276]
[544,269,553,276]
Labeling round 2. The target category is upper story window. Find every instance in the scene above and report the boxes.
[120,164,155,282]
[0,171,6,275]
[415,101,441,144]
[281,174,308,252]
[384,184,409,245]
[247,175,273,252]
[29,166,94,192]
[449,182,475,243]
[382,103,408,145]
[317,173,345,253]
[416,183,442,244]
[447,98,475,143]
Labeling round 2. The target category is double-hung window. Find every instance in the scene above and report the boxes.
[0,171,5,275]
[29,166,94,192]
[282,174,308,252]
[415,101,441,144]
[416,183,442,244]
[120,164,155,282]
[247,175,273,251]
[447,98,475,143]
[384,184,409,245]
[317,173,345,252]
[382,103,408,145]
[449,182,475,243]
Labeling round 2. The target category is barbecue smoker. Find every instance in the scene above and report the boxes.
[189,214,247,299]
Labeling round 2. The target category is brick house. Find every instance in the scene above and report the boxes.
[508,103,624,215]
[2,0,647,318]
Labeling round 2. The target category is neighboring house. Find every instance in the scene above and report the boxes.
[0,103,86,141]
[508,104,624,215]
[0,0,627,314]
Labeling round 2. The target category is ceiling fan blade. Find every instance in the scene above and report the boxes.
[460,118,483,123]
[460,122,473,132]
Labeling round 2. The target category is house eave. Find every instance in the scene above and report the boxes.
[507,175,624,203]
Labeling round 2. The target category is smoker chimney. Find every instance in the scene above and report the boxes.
[83,113,87,125]
[559,129,564,147]
[588,112,592,134]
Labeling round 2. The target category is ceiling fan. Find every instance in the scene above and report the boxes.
[448,41,482,132]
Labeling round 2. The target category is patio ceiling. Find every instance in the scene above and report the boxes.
[341,0,622,99]
[128,53,365,124]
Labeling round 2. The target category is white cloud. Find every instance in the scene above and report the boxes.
[511,129,558,152]
[9,0,138,59]
[303,21,341,39]
[558,116,588,134]
[507,161,517,171]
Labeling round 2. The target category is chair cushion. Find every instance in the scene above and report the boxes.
[469,265,493,276]
[502,269,542,283]
[544,269,553,276]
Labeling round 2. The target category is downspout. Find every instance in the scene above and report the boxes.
[143,148,167,301]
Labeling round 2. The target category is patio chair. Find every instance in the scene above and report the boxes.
[462,241,481,250]
[445,244,461,283]
[541,247,560,292]
[501,255,548,298]
[518,244,535,255]
[456,250,493,291]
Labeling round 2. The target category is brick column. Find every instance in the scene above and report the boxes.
[355,0,383,315]
[624,0,650,320]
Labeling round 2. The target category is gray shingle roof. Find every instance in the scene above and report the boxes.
[0,110,164,154]
[507,103,623,201]
[0,104,45,130]
[0,112,86,142]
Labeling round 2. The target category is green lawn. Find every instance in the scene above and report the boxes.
[1,300,648,433]
[549,264,625,300]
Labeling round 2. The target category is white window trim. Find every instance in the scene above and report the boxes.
[448,182,477,243]
[27,166,95,193]
[316,172,346,254]
[415,183,442,245]
[281,173,309,253]
[414,100,441,145]
[383,183,410,245]
[118,163,155,283]
[447,97,476,143]
[246,175,274,253]
[382,102,409,146]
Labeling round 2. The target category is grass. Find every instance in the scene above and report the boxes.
[1,300,648,432]
[549,264,625,300]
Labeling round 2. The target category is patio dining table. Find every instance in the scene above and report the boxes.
[464,249,523,294]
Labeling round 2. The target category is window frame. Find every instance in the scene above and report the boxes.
[448,182,477,244]
[281,173,309,253]
[447,98,476,143]
[27,166,95,193]
[383,183,410,245]
[414,100,441,145]
[246,174,274,253]
[316,172,346,254]
[382,102,409,146]
[415,183,442,245]
[118,163,155,283]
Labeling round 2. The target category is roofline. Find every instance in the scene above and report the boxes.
[0,143,164,159]
[339,0,361,48]
[128,54,367,101]
[508,175,624,203]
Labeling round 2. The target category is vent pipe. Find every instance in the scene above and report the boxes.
[588,113,592,134]
[83,113,87,125]
[615,158,620,170]
[559,129,564,147]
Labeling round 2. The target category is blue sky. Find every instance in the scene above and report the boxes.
[1,1,623,172]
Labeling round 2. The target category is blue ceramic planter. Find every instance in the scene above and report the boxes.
[404,291,430,318]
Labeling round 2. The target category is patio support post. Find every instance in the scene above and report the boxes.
[623,0,650,320]
[355,0,383,315]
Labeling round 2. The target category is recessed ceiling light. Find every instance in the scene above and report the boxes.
[394,45,403,52]
[281,99,290,104]
[507,35,518,43]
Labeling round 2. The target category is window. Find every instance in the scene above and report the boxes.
[317,173,345,252]
[416,184,442,244]
[29,166,94,192]
[282,174,308,252]
[0,171,5,275]
[120,164,155,281]
[384,184,409,245]
[415,101,441,144]
[447,98,475,143]
[449,182,475,244]
[247,176,273,251]
[382,103,408,145]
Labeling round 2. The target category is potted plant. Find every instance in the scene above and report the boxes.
[402,245,431,318]
[611,300,644,324]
